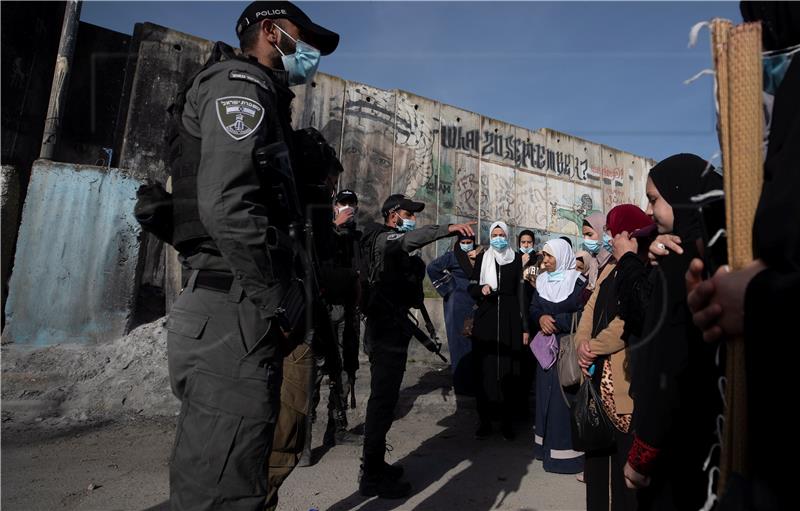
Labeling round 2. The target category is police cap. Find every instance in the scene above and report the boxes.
[381,194,425,218]
[236,1,340,55]
[335,189,358,205]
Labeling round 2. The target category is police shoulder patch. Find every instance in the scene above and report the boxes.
[228,70,271,92]
[215,96,265,140]
[387,233,405,241]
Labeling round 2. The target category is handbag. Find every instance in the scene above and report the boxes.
[462,304,477,337]
[557,313,581,387]
[571,370,615,451]
[531,331,558,370]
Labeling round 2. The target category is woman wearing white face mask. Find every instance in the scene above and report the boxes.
[467,222,530,440]
[530,238,587,474]
[427,233,482,396]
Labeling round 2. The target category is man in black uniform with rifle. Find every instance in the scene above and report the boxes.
[359,194,475,498]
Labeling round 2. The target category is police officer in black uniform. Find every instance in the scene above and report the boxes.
[164,2,338,509]
[359,194,475,498]
[302,189,364,465]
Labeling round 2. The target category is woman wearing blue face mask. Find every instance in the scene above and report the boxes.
[427,233,482,396]
[530,238,587,474]
[467,222,530,440]
[582,212,613,292]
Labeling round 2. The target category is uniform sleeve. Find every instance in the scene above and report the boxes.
[190,65,285,318]
[382,224,453,254]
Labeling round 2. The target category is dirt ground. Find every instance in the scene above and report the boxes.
[2,319,586,511]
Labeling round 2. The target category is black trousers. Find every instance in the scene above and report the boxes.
[166,274,282,511]
[361,314,411,474]
[585,426,637,511]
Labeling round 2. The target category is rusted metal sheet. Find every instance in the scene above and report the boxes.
[3,161,142,346]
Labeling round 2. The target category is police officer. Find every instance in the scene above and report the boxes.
[300,189,363,467]
[165,2,338,509]
[359,194,475,498]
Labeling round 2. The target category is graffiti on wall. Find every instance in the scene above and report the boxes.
[440,125,590,181]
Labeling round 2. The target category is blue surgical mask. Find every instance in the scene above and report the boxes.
[520,246,534,254]
[602,234,612,252]
[548,270,565,282]
[274,25,321,86]
[460,242,474,252]
[583,238,600,254]
[490,237,509,250]
[397,218,416,232]
[763,44,800,96]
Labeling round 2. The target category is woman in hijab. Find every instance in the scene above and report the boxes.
[530,238,587,474]
[467,222,530,440]
[575,204,653,511]
[518,229,538,305]
[622,154,722,510]
[582,212,613,292]
[427,233,481,395]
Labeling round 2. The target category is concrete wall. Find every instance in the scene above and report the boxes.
[3,161,142,346]
[291,74,656,256]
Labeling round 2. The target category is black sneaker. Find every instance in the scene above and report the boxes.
[475,422,492,439]
[359,471,411,499]
[382,461,404,480]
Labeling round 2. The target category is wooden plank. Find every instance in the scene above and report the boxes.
[338,81,396,225]
[438,105,481,220]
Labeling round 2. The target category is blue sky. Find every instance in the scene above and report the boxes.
[81,1,743,162]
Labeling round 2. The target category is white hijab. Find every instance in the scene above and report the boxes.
[479,221,516,290]
[536,238,582,303]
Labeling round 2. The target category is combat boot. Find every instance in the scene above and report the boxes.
[359,470,411,499]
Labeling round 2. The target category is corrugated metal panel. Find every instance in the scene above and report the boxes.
[4,160,142,346]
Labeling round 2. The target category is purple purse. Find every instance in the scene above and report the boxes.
[531,332,558,370]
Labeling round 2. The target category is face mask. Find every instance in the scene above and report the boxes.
[583,238,600,254]
[490,237,509,250]
[763,44,800,96]
[520,246,534,254]
[273,25,321,86]
[460,242,474,252]
[397,218,416,232]
[548,270,565,282]
[602,234,612,252]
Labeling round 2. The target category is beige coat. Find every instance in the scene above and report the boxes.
[574,263,633,414]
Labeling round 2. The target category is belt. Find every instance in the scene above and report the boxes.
[194,270,235,293]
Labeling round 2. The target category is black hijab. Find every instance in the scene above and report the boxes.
[454,232,475,276]
[648,153,723,243]
[630,154,722,472]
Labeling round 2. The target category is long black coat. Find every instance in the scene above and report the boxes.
[467,252,529,346]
